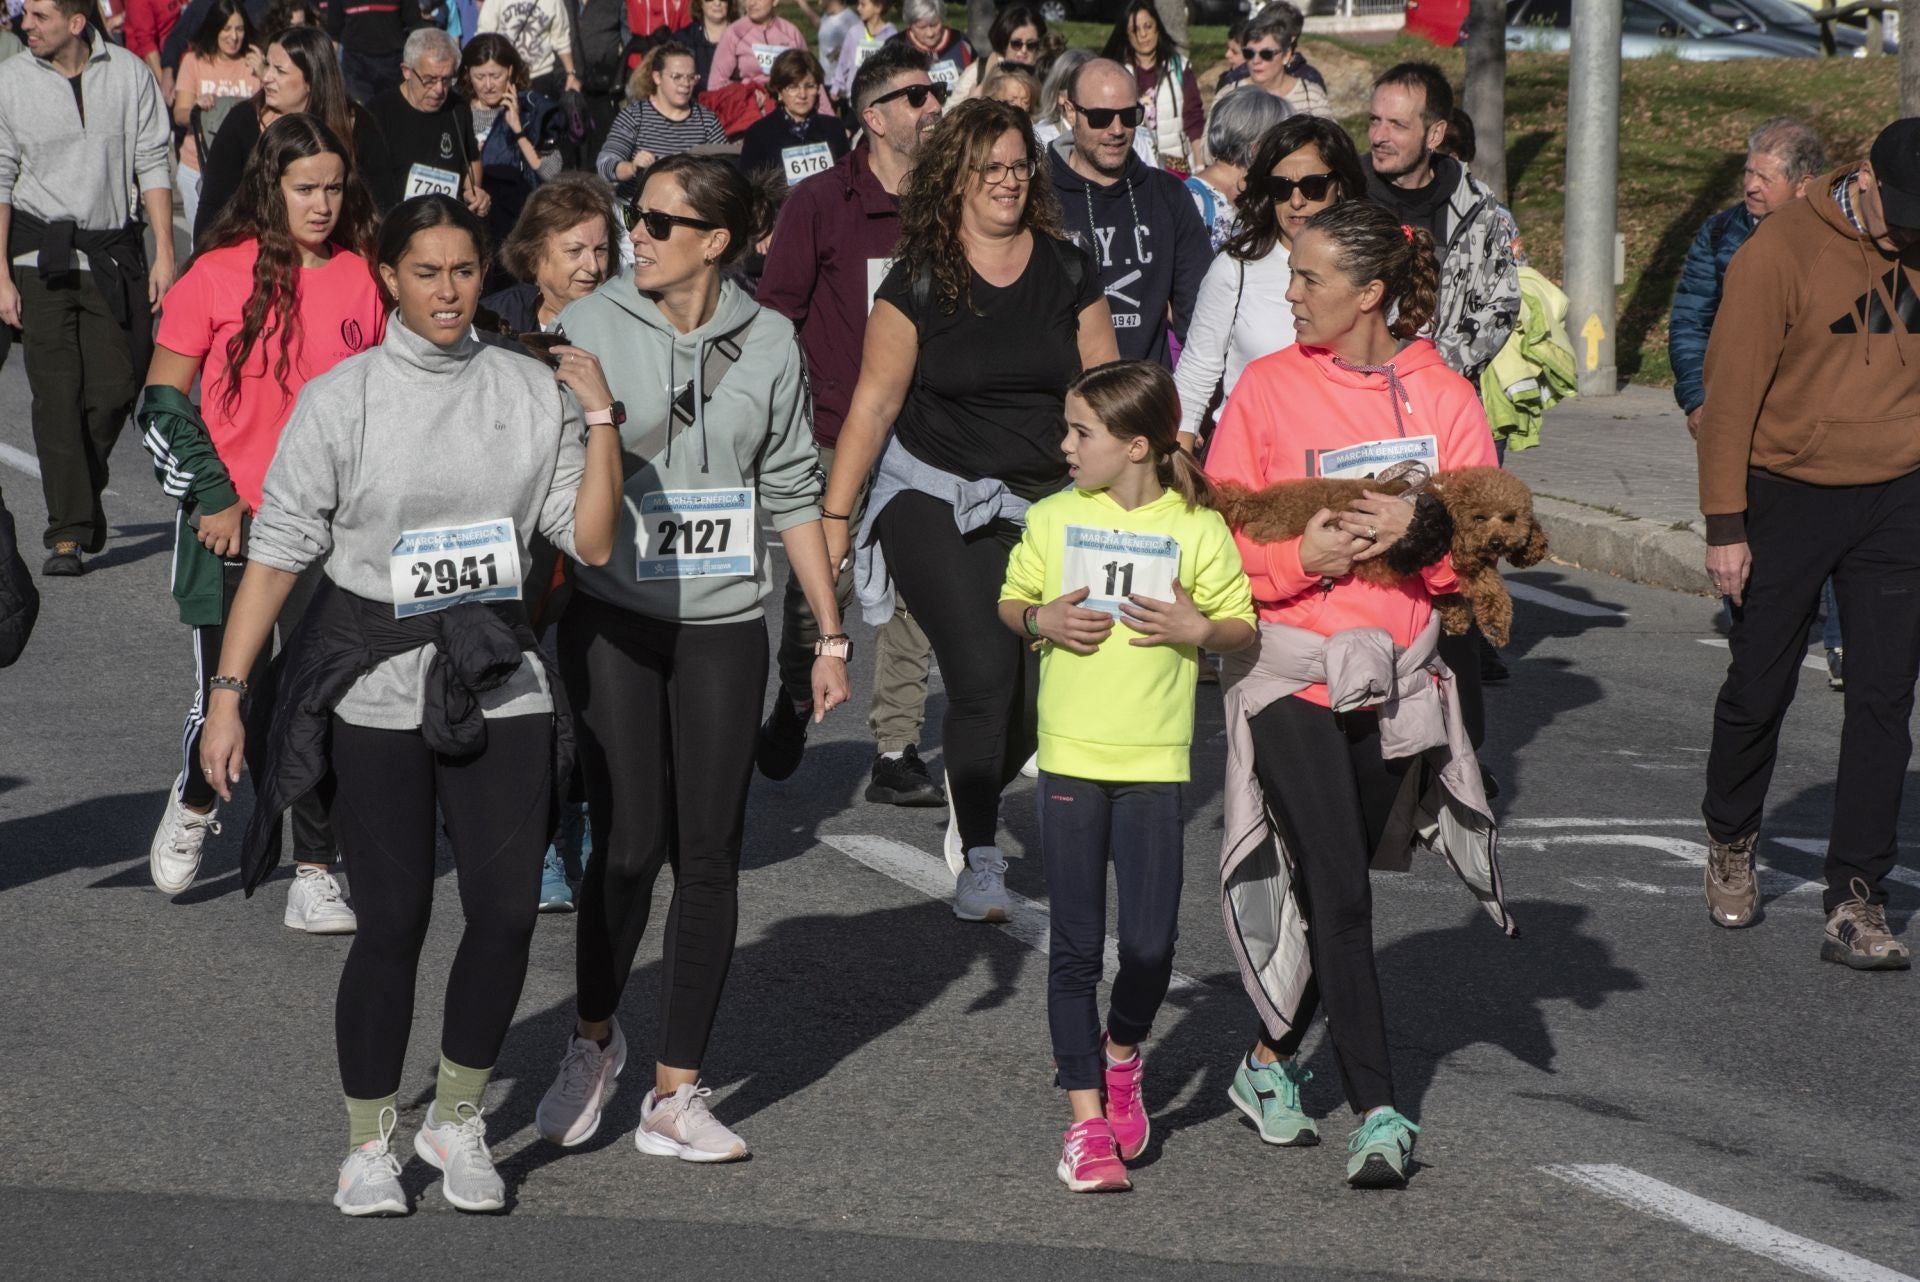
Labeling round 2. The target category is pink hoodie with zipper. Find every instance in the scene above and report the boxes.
[1203,337,1498,707]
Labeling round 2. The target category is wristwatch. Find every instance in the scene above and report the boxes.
[814,633,851,660]
[583,401,625,440]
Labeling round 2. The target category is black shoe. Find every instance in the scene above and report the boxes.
[1479,765,1501,800]
[755,695,810,781]
[1477,639,1509,684]
[865,746,946,807]
[41,542,82,577]
[1827,647,1844,692]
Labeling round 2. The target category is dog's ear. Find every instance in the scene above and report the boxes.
[1510,517,1550,568]
[1383,492,1455,577]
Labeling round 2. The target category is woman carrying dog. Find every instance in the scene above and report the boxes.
[1202,200,1512,1190]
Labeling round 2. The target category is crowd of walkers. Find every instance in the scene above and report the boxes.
[1,0,1906,1223]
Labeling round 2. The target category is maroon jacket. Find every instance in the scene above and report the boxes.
[756,144,902,447]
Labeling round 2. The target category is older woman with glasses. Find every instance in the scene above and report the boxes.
[887,0,973,90]
[1211,1,1330,120]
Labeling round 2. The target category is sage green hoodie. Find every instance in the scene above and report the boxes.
[560,275,822,624]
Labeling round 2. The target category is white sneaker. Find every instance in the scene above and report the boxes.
[636,1083,748,1163]
[149,772,220,895]
[943,771,965,877]
[954,845,1012,923]
[1019,752,1039,779]
[334,1107,408,1217]
[536,1018,627,1147]
[285,866,357,934]
[413,1102,506,1212]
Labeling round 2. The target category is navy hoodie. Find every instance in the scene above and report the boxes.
[1049,137,1212,368]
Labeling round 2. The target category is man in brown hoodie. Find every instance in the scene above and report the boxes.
[1695,118,1920,971]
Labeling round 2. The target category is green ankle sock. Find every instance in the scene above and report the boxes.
[433,1055,493,1122]
[344,1093,399,1148]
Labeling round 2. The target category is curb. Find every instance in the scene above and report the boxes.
[1530,496,1714,597]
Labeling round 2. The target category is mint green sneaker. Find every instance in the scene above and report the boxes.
[1228,1054,1319,1146]
[1345,1108,1419,1188]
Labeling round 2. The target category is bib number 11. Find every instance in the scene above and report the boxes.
[1060,524,1180,622]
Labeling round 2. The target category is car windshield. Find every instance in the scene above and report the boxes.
[1660,0,1740,36]
[1730,0,1816,23]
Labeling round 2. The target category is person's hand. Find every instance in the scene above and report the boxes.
[196,90,216,110]
[160,68,176,102]
[198,695,246,803]
[632,148,657,169]
[1686,406,1704,439]
[824,518,851,574]
[504,93,524,133]
[465,181,492,217]
[810,655,850,722]
[196,499,246,558]
[754,232,773,255]
[1707,541,1752,606]
[148,257,176,307]
[1298,507,1369,578]
[549,344,613,412]
[1121,580,1208,648]
[0,276,21,329]
[1037,586,1114,655]
[1337,490,1414,563]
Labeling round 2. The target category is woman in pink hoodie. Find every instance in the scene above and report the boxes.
[1203,200,1496,1189]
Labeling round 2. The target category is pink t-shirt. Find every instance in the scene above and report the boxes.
[175,51,260,171]
[156,242,387,511]
[707,15,807,90]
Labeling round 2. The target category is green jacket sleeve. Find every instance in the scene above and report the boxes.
[139,384,242,516]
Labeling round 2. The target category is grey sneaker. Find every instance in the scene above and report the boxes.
[149,772,220,896]
[1704,831,1759,929]
[535,1019,627,1147]
[413,1102,507,1212]
[1821,878,1912,971]
[954,845,1011,923]
[333,1107,408,1217]
[636,1084,748,1163]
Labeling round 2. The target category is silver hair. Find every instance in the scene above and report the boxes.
[1243,0,1303,49]
[1747,116,1827,183]
[900,0,942,27]
[403,25,459,69]
[1207,88,1293,169]
[1039,47,1092,129]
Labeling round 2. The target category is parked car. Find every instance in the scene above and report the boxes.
[1695,0,1893,54]
[1503,0,1817,57]
[1025,0,1249,25]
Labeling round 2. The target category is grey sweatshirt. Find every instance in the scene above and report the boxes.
[558,276,821,623]
[0,34,172,268]
[249,317,586,729]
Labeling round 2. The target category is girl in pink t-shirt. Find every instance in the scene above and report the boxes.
[139,112,385,922]
[172,0,261,232]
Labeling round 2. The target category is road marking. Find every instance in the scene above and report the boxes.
[1543,1164,1918,1282]
[1773,837,1920,892]
[1508,580,1626,617]
[0,442,41,478]
[1503,831,1823,896]
[1697,637,1825,672]
[1506,818,1702,829]
[822,833,1203,991]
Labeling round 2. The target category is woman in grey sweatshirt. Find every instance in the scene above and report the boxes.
[195,195,624,1218]
[532,155,851,1164]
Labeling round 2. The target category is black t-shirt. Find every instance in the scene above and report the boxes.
[370,88,476,205]
[877,234,1102,502]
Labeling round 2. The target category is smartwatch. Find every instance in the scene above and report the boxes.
[583,401,626,440]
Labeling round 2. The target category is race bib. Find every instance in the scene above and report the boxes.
[781,141,833,185]
[752,42,782,73]
[1060,524,1180,622]
[636,488,755,580]
[866,255,895,313]
[928,59,959,86]
[389,518,522,618]
[1312,434,1440,481]
[404,162,461,200]
[853,41,879,67]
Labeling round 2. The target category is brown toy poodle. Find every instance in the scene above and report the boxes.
[1212,465,1549,646]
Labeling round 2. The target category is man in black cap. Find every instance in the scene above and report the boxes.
[1694,118,1920,970]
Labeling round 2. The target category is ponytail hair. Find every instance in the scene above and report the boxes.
[1067,360,1216,511]
[1302,200,1441,340]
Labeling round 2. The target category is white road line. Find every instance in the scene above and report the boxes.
[0,442,41,478]
[1697,637,1825,672]
[1503,832,1823,896]
[1773,837,1920,892]
[1508,580,1627,617]
[822,833,1203,991]
[1505,818,1702,829]
[1543,1164,1918,1282]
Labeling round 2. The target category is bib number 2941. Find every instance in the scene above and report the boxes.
[1060,524,1180,620]
[636,488,755,580]
[389,518,523,618]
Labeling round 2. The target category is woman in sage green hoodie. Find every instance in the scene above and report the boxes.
[535,155,852,1163]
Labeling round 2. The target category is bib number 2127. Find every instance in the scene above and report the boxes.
[636,487,755,580]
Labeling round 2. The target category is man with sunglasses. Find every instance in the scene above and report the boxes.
[368,27,488,217]
[1048,56,1209,368]
[752,41,945,805]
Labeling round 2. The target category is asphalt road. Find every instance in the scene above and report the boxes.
[1,359,1915,1281]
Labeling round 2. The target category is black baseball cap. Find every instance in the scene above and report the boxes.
[1869,118,1920,229]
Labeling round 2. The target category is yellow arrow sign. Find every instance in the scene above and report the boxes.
[1580,314,1606,371]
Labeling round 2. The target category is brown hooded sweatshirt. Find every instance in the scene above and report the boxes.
[1697,165,1920,545]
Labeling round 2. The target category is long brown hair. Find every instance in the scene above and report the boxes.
[1304,200,1441,341]
[895,97,1064,314]
[199,113,379,415]
[258,26,358,162]
[1067,360,1214,510]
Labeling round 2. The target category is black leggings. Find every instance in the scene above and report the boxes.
[1249,695,1409,1114]
[559,591,767,1070]
[876,491,1038,850]
[330,714,552,1099]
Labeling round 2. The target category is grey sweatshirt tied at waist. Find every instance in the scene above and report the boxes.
[1220,616,1517,1040]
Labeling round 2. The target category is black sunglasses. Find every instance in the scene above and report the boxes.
[1246,45,1289,61]
[1072,102,1143,130]
[624,206,720,239]
[1006,36,1042,51]
[870,81,949,109]
[1265,172,1337,202]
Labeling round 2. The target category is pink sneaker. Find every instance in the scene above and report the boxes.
[1102,1039,1148,1160]
[1057,1118,1132,1193]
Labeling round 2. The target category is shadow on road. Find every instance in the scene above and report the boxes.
[88,520,174,573]
[1481,570,1615,815]
[0,787,168,893]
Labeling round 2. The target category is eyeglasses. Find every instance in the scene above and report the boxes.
[1007,36,1041,51]
[1265,172,1337,201]
[976,159,1035,185]
[869,81,949,110]
[407,69,457,87]
[623,206,721,239]
[1071,102,1143,130]
[1246,45,1288,61]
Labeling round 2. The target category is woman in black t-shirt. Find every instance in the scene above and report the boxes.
[821,98,1116,923]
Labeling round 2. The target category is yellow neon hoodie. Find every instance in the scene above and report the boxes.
[1001,486,1255,783]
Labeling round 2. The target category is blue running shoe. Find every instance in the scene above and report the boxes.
[1346,1108,1419,1188]
[538,847,575,913]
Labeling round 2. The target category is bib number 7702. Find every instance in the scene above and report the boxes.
[1060,524,1180,622]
